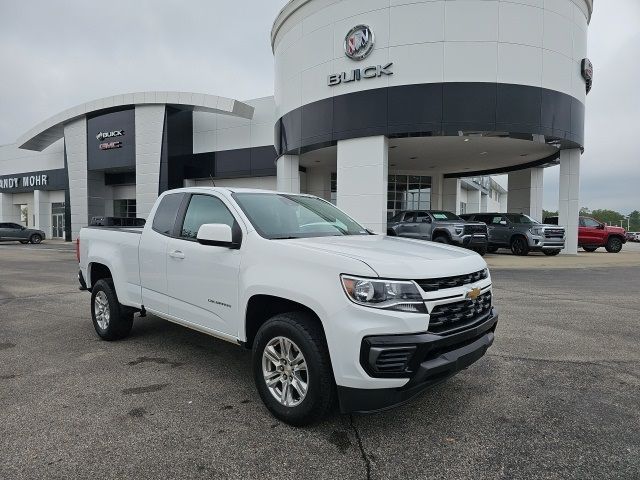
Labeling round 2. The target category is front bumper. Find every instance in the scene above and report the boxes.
[528,232,565,250]
[337,308,498,413]
[454,234,488,250]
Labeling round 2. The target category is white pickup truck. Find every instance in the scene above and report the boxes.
[78,187,498,425]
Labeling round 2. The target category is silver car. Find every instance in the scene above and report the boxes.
[0,222,46,244]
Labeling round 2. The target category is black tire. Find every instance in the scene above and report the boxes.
[252,312,335,426]
[510,236,530,256]
[583,246,598,252]
[19,240,29,244]
[543,249,561,256]
[474,246,488,256]
[487,246,499,253]
[29,234,42,244]
[433,234,450,244]
[386,229,397,236]
[605,236,623,253]
[90,279,134,341]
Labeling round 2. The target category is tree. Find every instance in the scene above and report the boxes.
[543,209,558,220]
[579,206,591,215]
[590,209,625,226]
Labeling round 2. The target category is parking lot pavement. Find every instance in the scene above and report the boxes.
[1,244,638,480]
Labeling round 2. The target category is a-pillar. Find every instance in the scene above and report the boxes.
[337,136,388,233]
[33,190,51,238]
[276,155,300,193]
[507,168,544,222]
[306,166,332,201]
[442,178,461,214]
[559,149,580,255]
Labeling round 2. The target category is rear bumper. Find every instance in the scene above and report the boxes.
[337,308,498,413]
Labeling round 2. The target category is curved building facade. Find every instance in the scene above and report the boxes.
[1,0,592,253]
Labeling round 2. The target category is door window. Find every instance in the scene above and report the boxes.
[403,212,416,223]
[152,193,185,236]
[491,216,505,225]
[582,217,601,228]
[180,195,235,240]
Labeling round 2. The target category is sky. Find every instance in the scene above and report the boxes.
[0,0,638,214]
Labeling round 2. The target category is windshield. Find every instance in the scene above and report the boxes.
[505,214,539,225]
[430,211,462,221]
[233,193,369,239]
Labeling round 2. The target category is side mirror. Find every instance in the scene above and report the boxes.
[196,224,239,249]
[499,220,507,226]
[597,224,605,230]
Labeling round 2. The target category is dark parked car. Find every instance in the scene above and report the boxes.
[461,213,565,256]
[0,222,46,244]
[387,210,488,255]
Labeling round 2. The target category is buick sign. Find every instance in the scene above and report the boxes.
[581,58,593,94]
[96,130,124,141]
[328,63,393,86]
[344,25,374,61]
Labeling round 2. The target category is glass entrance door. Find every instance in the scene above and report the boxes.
[51,214,64,238]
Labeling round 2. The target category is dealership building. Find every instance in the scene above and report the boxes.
[0,0,592,253]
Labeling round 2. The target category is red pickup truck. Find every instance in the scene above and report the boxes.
[545,216,627,253]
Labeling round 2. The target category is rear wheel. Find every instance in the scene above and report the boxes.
[90,279,133,341]
[253,312,335,426]
[510,236,530,256]
[543,249,561,256]
[386,229,397,236]
[583,246,598,252]
[605,236,623,253]
[29,234,42,244]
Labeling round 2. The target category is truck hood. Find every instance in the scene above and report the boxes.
[284,235,487,279]
[605,225,625,234]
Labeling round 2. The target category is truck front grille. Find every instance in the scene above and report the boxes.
[463,224,488,235]
[416,269,488,292]
[428,292,492,334]
[544,228,565,239]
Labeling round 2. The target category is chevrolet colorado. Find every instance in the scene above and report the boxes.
[78,188,498,425]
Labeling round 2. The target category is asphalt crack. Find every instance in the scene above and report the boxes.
[349,414,371,480]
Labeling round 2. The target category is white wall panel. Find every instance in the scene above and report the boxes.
[498,2,543,48]
[542,49,573,94]
[445,0,499,42]
[444,42,498,83]
[497,43,542,87]
[135,104,165,219]
[388,42,444,86]
[543,10,573,58]
[389,1,445,46]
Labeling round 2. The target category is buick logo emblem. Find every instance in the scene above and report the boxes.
[96,130,124,141]
[344,25,374,61]
[581,58,593,94]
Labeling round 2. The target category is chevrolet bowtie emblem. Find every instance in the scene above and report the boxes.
[466,287,481,300]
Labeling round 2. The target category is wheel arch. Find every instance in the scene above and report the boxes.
[88,262,113,289]
[244,294,327,349]
[432,228,451,240]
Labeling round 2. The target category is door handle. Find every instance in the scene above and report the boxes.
[169,250,185,259]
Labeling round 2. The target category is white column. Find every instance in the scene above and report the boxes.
[64,118,88,240]
[0,192,20,223]
[337,136,388,234]
[33,190,51,237]
[507,168,544,222]
[183,179,197,187]
[430,173,443,210]
[276,155,300,193]
[306,166,332,200]
[480,192,488,212]
[559,149,580,255]
[442,178,461,214]
[135,105,166,220]
[466,188,482,214]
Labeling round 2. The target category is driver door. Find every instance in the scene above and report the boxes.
[415,212,433,239]
[166,193,242,336]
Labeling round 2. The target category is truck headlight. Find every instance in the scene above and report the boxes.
[530,227,544,236]
[341,275,427,313]
[454,224,464,235]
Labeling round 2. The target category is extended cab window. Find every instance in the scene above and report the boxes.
[181,194,235,240]
[152,193,185,236]
[582,217,600,228]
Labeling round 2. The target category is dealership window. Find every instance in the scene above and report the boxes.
[460,202,467,214]
[113,199,136,218]
[330,173,337,205]
[387,175,431,219]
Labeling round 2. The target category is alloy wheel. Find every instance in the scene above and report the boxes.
[94,291,110,330]
[262,336,308,407]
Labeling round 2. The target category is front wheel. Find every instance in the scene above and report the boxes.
[433,235,450,244]
[543,249,561,256]
[510,236,530,256]
[91,279,133,341]
[29,234,42,244]
[474,246,488,256]
[605,237,623,253]
[253,312,335,426]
